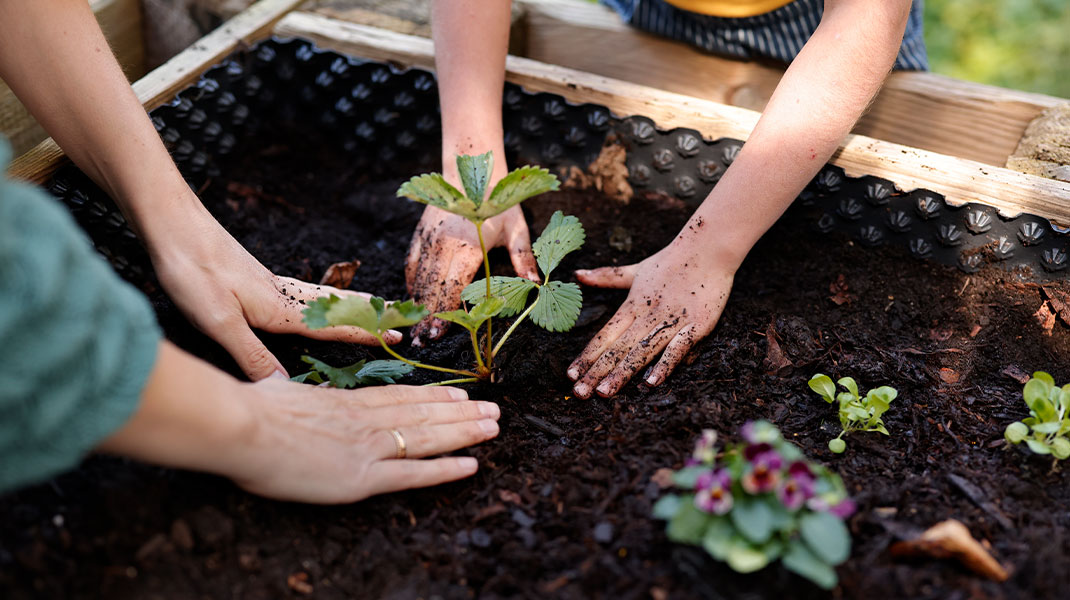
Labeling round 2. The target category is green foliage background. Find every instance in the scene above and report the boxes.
[924,0,1070,97]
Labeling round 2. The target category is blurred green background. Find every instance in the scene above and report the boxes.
[924,0,1070,97]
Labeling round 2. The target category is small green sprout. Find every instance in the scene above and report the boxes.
[1004,371,1070,460]
[297,153,581,386]
[808,374,897,453]
[291,356,413,388]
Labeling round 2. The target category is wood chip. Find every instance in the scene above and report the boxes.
[319,260,360,289]
[287,572,314,595]
[497,490,523,505]
[1001,365,1031,384]
[890,519,1009,581]
[828,274,853,305]
[651,468,675,489]
[1042,285,1070,326]
[763,321,793,375]
[938,368,960,384]
[1034,301,1056,335]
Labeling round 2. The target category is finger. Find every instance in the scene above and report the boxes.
[364,456,479,496]
[267,277,402,345]
[214,319,287,380]
[505,215,539,281]
[575,264,639,289]
[567,300,639,381]
[375,419,499,460]
[595,318,683,397]
[342,384,470,408]
[423,245,484,342]
[364,400,500,429]
[573,318,655,399]
[410,239,457,345]
[644,323,702,387]
[406,220,430,294]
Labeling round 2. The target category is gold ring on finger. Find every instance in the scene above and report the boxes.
[389,429,407,459]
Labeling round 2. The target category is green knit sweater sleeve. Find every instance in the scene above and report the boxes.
[0,140,161,492]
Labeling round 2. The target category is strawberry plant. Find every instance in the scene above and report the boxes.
[297,153,584,385]
[653,421,855,590]
[808,374,897,453]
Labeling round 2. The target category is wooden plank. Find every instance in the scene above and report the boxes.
[273,12,1070,225]
[516,0,1066,168]
[7,0,308,184]
[0,0,146,156]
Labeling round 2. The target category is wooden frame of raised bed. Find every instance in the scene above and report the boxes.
[8,2,1070,229]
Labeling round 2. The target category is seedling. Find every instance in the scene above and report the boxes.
[1004,371,1070,460]
[808,374,897,453]
[296,153,584,386]
[653,421,855,590]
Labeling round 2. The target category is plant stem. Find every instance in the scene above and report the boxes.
[423,377,480,387]
[377,336,478,378]
[493,296,539,357]
[469,327,486,373]
[475,220,494,373]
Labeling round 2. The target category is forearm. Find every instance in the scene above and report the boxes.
[0,0,199,248]
[96,341,257,480]
[431,0,511,179]
[684,0,911,265]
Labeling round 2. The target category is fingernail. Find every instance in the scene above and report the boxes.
[412,336,424,348]
[567,367,580,381]
[646,374,659,386]
[574,382,591,398]
[429,327,440,339]
[270,369,289,380]
[479,402,501,418]
[448,387,468,401]
[479,419,500,436]
[457,456,478,471]
[575,269,590,276]
[596,382,613,396]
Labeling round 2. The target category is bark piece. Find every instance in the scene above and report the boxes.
[562,140,633,204]
[890,519,1009,582]
[319,260,361,289]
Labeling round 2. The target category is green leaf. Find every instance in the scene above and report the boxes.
[1052,437,1070,459]
[531,281,583,332]
[303,295,429,336]
[870,423,890,435]
[290,371,324,385]
[1026,438,1052,455]
[1032,421,1062,434]
[298,356,414,389]
[397,173,479,220]
[671,466,708,489]
[666,499,710,544]
[783,539,839,590]
[373,297,430,331]
[808,374,836,403]
[799,511,851,565]
[1004,421,1028,444]
[532,211,586,278]
[652,494,683,520]
[724,537,771,573]
[1032,371,1056,387]
[1025,376,1057,421]
[456,152,492,207]
[485,165,560,218]
[837,377,859,400]
[461,276,537,317]
[828,438,847,453]
[730,496,774,545]
[434,296,505,332]
[700,516,735,560]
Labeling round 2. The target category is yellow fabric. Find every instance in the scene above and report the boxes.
[663,0,793,18]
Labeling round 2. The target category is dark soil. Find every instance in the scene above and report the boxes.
[3,127,1070,600]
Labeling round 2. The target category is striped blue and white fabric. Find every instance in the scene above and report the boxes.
[601,0,929,71]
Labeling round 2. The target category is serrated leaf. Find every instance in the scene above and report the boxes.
[303,295,428,336]
[484,165,560,218]
[533,211,586,278]
[456,152,492,208]
[808,374,836,403]
[374,297,431,331]
[434,296,506,332]
[298,356,414,388]
[397,173,479,220]
[652,494,683,520]
[290,371,324,385]
[799,511,851,565]
[461,276,538,317]
[353,360,415,384]
[531,281,582,332]
[783,539,839,590]
[300,356,366,389]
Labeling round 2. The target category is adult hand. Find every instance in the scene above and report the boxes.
[149,202,401,381]
[405,165,538,346]
[230,380,500,504]
[567,239,735,399]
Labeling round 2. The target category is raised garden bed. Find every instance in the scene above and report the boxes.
[3,38,1070,599]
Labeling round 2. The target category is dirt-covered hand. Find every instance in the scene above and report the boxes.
[230,382,500,504]
[405,170,538,346]
[151,206,401,381]
[567,240,734,398]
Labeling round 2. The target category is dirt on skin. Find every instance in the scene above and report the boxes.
[3,127,1070,600]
